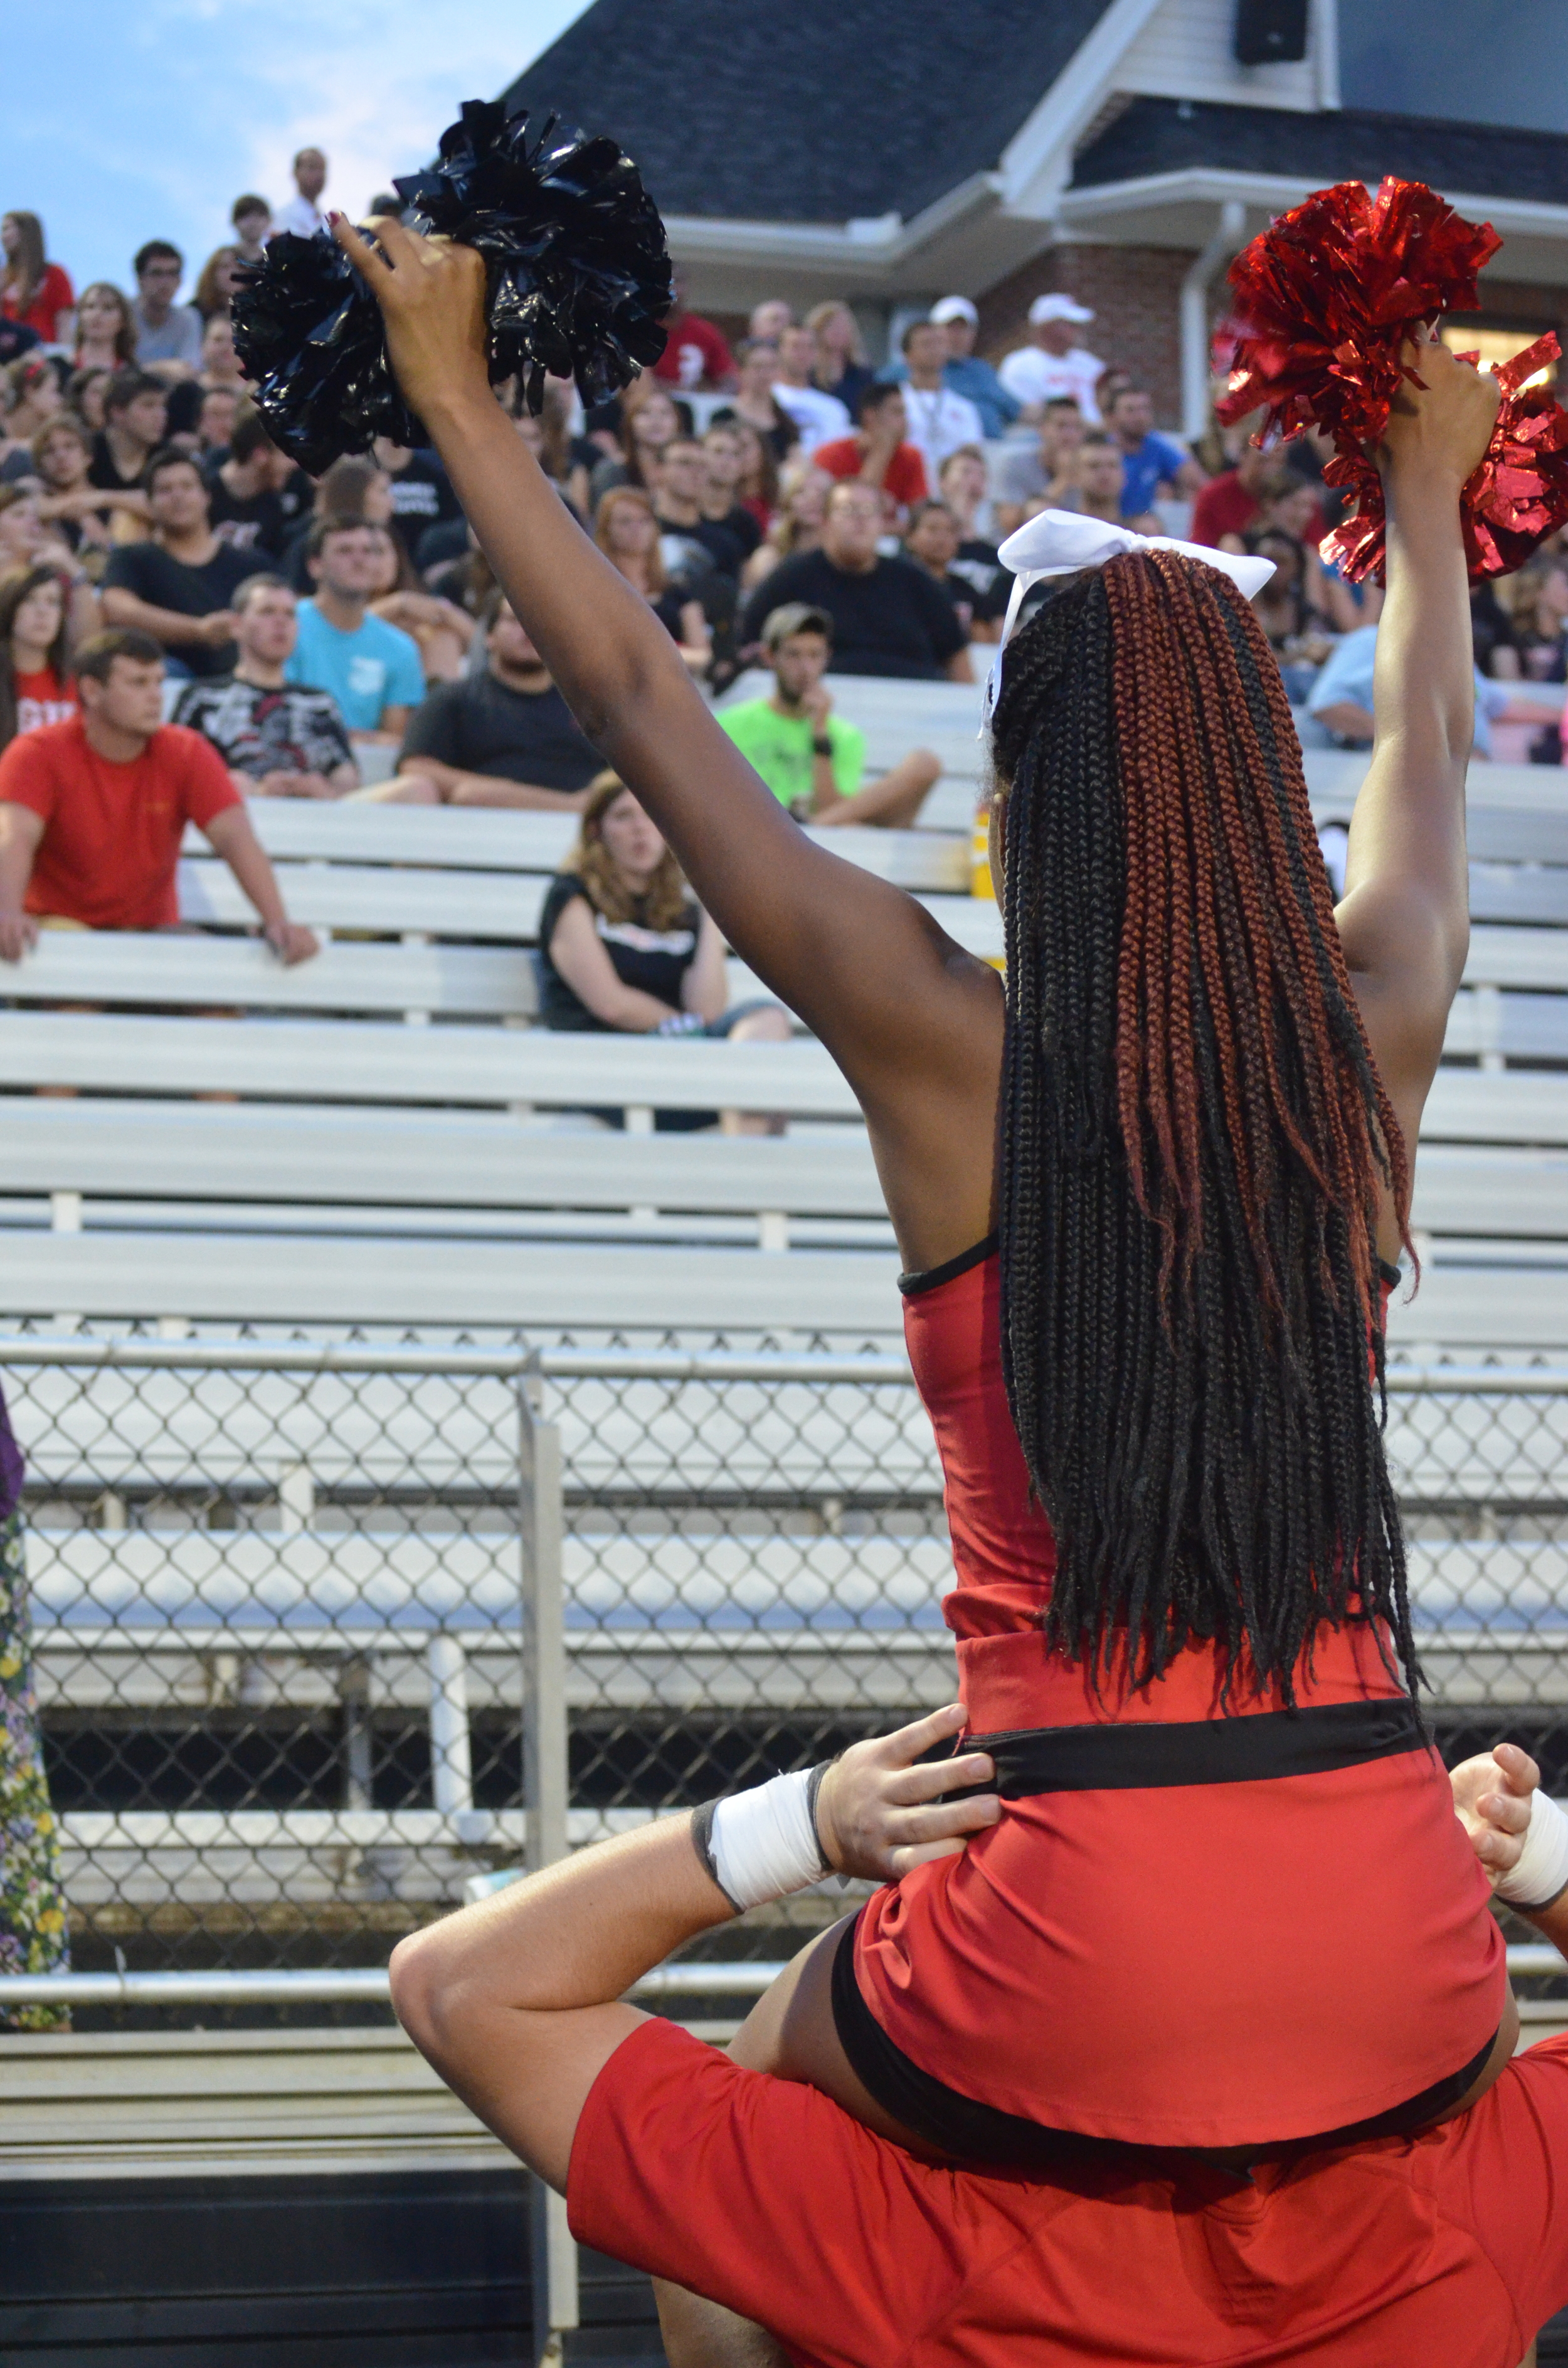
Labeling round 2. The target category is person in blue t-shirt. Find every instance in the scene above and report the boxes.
[1305,620,1568,755]
[283,515,425,739]
[1105,385,1206,523]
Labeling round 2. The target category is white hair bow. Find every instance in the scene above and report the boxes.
[982,509,1276,728]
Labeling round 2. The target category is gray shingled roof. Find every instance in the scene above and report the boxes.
[1072,98,1568,205]
[501,0,1115,225]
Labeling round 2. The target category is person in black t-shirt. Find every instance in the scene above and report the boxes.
[901,499,1009,643]
[389,593,603,808]
[737,480,972,680]
[99,449,256,678]
[0,318,40,369]
[698,423,763,561]
[87,371,166,512]
[538,772,789,1128]
[653,437,745,578]
[373,437,461,537]
[203,403,312,560]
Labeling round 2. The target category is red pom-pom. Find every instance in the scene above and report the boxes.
[1219,178,1568,585]
[1322,340,1568,583]
[1219,178,1499,449]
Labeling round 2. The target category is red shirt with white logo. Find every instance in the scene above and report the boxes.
[652,311,735,390]
[11,666,79,738]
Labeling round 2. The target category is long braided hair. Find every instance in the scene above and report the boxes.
[990,551,1416,1702]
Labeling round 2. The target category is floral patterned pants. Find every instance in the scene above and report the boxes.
[0,1510,68,2027]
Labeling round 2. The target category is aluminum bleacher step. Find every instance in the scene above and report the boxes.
[0,1012,863,1113]
[0,1098,891,1215]
[0,1228,905,1330]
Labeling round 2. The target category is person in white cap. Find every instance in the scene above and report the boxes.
[998,292,1105,423]
[878,297,1020,440]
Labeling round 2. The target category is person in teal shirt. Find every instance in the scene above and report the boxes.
[283,516,426,736]
[718,602,940,827]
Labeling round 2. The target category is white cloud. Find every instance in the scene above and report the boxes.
[229,0,587,222]
[2,0,592,291]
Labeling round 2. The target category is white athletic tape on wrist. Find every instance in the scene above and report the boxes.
[709,1769,827,1912]
[1494,1789,1568,1909]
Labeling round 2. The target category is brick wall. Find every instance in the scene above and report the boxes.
[976,244,1200,427]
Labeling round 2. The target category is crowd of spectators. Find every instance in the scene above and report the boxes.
[1,157,1564,975]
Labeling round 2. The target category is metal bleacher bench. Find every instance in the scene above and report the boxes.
[0,1062,1566,1341]
[0,684,1564,1342]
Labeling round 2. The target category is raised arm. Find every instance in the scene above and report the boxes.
[1334,329,1500,1191]
[332,219,1002,1263]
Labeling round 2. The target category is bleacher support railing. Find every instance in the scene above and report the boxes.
[4,1332,1568,2362]
[2,1331,1568,1990]
[0,1335,1563,1999]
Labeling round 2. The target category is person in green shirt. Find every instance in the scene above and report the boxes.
[718,602,940,826]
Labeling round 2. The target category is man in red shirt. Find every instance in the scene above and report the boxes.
[385,1709,1568,2368]
[0,627,317,962]
[812,383,929,521]
[1189,441,1273,548]
[652,271,736,393]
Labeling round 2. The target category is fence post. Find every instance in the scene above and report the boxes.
[426,1635,474,1822]
[519,1365,578,2365]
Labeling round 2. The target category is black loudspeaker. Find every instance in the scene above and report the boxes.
[1234,0,1310,65]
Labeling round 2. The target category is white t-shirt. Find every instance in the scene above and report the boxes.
[273,193,327,241]
[771,381,850,457]
[997,343,1105,424]
[897,383,987,485]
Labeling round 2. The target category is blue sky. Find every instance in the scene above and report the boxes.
[2,0,591,302]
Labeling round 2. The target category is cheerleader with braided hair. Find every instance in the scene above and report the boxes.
[344,226,1511,2168]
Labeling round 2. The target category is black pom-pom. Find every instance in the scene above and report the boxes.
[231,100,674,472]
[396,101,674,415]
[231,231,423,474]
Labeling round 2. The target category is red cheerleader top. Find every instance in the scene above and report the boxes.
[851,1233,1505,2147]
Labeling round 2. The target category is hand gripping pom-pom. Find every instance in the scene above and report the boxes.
[230,231,426,473]
[231,100,674,470]
[1217,176,1568,585]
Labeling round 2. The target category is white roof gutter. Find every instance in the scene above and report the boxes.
[1059,166,1568,244]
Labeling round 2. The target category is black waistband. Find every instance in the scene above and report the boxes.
[929,1697,1425,1800]
[831,1914,1496,2174]
[898,1232,999,1295]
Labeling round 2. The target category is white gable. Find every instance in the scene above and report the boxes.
[1116,0,1337,116]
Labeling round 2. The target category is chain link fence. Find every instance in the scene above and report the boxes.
[4,1336,1568,1979]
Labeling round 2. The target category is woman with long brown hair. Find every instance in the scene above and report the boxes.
[538,770,788,1125]
[723,416,780,536]
[594,486,710,676]
[586,376,684,511]
[72,283,137,374]
[341,217,1515,2218]
[0,211,73,344]
[805,298,873,420]
[0,562,78,749]
[193,245,242,321]
[363,521,474,683]
[739,459,829,595]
